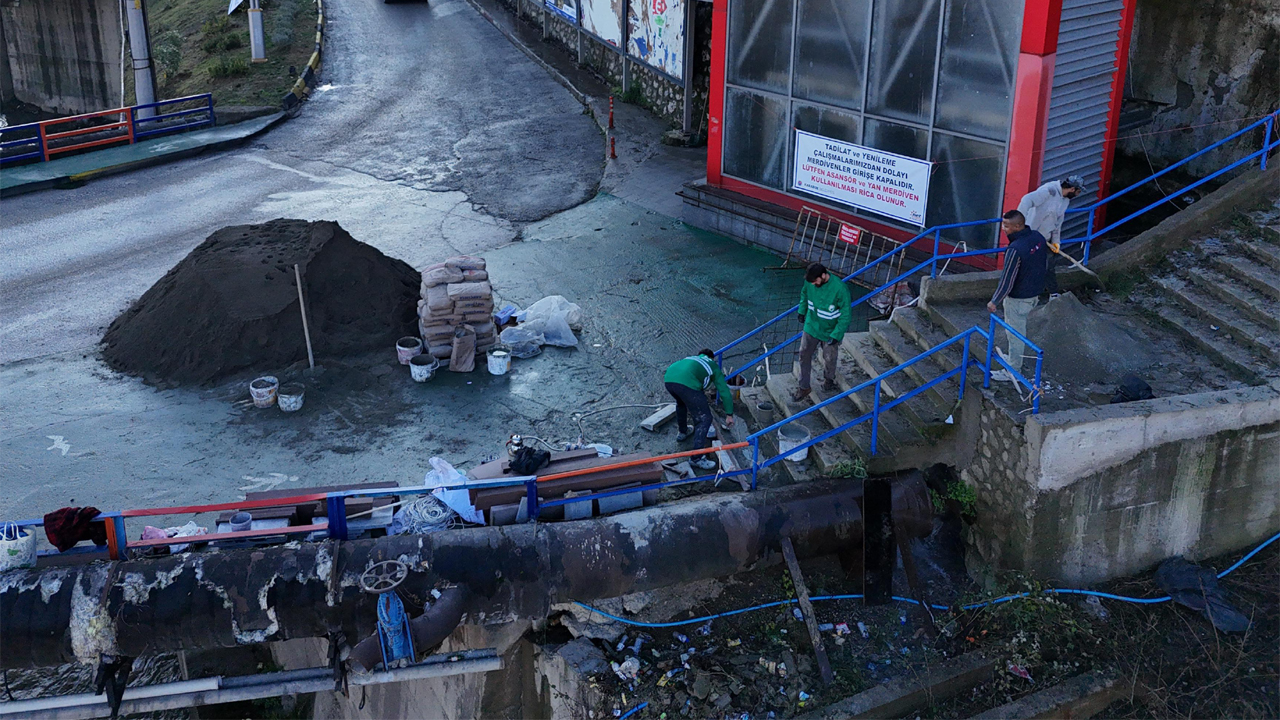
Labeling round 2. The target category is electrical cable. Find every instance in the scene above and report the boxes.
[571,531,1280,627]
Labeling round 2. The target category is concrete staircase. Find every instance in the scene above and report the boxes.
[739,306,975,480]
[1137,211,1280,383]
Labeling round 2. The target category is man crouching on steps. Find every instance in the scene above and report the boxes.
[793,263,852,401]
[664,350,735,472]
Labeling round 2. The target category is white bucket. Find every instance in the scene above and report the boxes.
[410,354,439,382]
[777,424,811,463]
[249,376,279,408]
[487,347,511,376]
[0,524,37,572]
[278,383,305,412]
[396,336,423,365]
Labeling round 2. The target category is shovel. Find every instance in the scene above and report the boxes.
[1051,243,1105,291]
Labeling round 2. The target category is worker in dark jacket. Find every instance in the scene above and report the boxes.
[664,350,735,471]
[987,210,1049,379]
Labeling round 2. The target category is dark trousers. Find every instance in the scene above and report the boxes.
[665,382,712,452]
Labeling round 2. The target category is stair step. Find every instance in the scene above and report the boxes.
[1153,276,1280,364]
[837,334,927,446]
[1134,290,1266,384]
[1238,239,1280,273]
[763,373,857,480]
[1183,266,1280,332]
[808,356,900,459]
[868,320,954,424]
[1211,254,1280,301]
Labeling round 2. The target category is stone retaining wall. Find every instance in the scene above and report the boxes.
[960,382,1280,585]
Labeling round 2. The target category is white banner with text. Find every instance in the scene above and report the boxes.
[792,130,931,226]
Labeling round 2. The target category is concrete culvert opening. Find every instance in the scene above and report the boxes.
[101,219,421,384]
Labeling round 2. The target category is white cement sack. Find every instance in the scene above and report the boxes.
[447,281,493,301]
[426,284,453,312]
[461,269,488,282]
[445,255,486,271]
[423,264,464,287]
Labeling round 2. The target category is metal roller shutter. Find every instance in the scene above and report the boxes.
[1042,0,1124,239]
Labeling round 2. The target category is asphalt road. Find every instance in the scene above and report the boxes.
[0,0,602,365]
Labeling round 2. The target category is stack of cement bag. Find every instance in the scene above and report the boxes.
[418,256,498,364]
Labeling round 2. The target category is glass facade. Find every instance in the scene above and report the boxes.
[722,0,1024,247]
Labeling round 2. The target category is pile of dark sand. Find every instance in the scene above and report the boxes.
[102,219,420,384]
[1026,292,1157,384]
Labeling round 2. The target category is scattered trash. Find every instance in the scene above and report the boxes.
[798,690,811,703]
[835,622,851,636]
[1007,663,1033,682]
[899,646,910,655]
[899,615,907,625]
[1211,325,1220,331]
[1082,595,1110,622]
[856,622,869,638]
[611,657,641,681]
[792,608,804,621]
[817,623,834,632]
[696,621,712,636]
[430,588,442,599]
[672,632,688,644]
[630,636,644,654]
[727,638,742,647]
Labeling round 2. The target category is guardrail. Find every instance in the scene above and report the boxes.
[0,94,215,167]
[716,109,1280,382]
[8,317,1041,563]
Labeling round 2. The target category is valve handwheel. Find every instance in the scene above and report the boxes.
[360,560,408,594]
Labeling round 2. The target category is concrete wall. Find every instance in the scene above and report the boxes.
[0,0,124,115]
[962,382,1280,585]
[1121,0,1280,174]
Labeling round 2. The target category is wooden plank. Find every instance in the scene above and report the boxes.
[467,448,600,481]
[780,537,834,685]
[969,672,1123,720]
[471,461,662,511]
[640,404,677,431]
[797,652,995,719]
[128,522,329,549]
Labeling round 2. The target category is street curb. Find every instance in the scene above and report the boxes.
[0,113,287,199]
[463,0,589,109]
[282,0,326,114]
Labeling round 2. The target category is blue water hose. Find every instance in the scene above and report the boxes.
[572,531,1280,627]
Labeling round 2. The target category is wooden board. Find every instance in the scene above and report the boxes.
[467,448,600,481]
[244,481,398,521]
[471,456,662,510]
[781,537,834,685]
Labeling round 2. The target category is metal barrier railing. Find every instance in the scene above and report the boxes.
[0,94,215,166]
[716,109,1280,382]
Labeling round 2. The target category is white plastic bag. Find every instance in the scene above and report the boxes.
[519,295,584,331]
[500,326,545,358]
[422,457,485,525]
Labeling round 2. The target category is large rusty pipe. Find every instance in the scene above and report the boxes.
[1,477,925,670]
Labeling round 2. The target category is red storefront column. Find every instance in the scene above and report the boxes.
[706,0,729,185]
[1002,0,1064,237]
[1095,0,1138,227]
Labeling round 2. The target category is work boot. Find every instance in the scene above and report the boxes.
[791,387,811,402]
[821,379,839,393]
[675,428,693,442]
[692,458,718,472]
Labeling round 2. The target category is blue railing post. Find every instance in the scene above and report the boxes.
[930,230,941,277]
[326,495,349,540]
[113,516,128,560]
[870,380,881,455]
[959,332,971,402]
[1263,115,1273,171]
[1032,352,1044,415]
[984,315,996,388]
[525,478,540,521]
[1083,207,1096,265]
[750,439,760,490]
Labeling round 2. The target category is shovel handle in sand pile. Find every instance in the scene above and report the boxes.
[294,264,316,370]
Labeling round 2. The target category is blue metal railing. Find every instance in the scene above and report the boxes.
[716,109,1280,381]
[0,93,215,166]
[132,94,217,140]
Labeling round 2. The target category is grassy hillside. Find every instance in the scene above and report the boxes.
[130,0,318,108]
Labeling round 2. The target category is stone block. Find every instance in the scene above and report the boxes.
[563,492,594,521]
[490,502,520,526]
[597,489,643,515]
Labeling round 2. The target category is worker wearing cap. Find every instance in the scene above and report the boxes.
[1017,175,1085,295]
[664,350,735,472]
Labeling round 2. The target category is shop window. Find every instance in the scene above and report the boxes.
[866,0,942,125]
[724,88,789,189]
[927,132,1005,248]
[792,0,871,111]
[862,118,929,160]
[934,0,1021,140]
[728,0,794,94]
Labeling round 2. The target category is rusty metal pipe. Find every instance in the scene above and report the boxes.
[1,477,927,670]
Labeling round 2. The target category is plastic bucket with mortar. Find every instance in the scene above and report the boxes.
[396,336,423,365]
[229,512,253,532]
[278,383,305,412]
[410,354,439,382]
[727,374,746,403]
[487,347,511,376]
[249,376,279,408]
[777,424,811,463]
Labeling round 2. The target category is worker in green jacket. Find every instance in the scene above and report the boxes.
[663,350,735,471]
[793,262,852,401]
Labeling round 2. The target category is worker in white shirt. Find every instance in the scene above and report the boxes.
[1017,175,1085,296]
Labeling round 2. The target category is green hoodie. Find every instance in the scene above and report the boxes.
[664,355,734,415]
[798,278,852,343]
